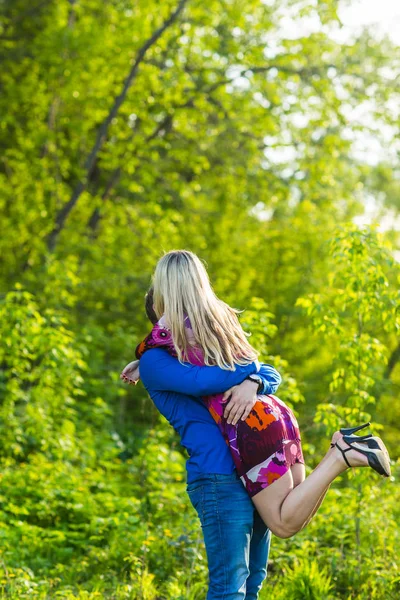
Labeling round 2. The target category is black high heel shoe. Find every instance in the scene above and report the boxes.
[329,422,372,449]
[335,435,391,477]
[340,422,371,435]
[330,432,373,449]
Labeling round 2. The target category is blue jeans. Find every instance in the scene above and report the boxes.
[186,472,271,599]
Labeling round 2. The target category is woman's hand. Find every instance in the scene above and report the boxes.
[120,360,140,385]
[222,379,259,425]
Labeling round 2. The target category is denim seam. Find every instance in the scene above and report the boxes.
[214,480,227,600]
[200,485,205,522]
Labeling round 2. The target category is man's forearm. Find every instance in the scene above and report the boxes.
[257,363,282,395]
[140,349,282,398]
[139,349,261,396]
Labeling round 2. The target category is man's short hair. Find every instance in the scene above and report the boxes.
[145,287,158,324]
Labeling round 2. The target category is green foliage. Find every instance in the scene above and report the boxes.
[0,0,399,597]
[0,426,204,599]
[273,559,333,600]
[297,225,400,433]
[0,288,90,460]
[241,297,305,409]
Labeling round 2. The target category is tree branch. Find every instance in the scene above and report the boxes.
[46,0,189,252]
[87,168,122,236]
[85,113,174,237]
[385,341,400,379]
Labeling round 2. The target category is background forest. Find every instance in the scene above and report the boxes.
[0,0,399,598]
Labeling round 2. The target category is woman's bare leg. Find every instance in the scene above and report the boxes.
[298,436,344,527]
[294,464,331,530]
[298,431,353,528]
[252,437,368,539]
[282,445,333,531]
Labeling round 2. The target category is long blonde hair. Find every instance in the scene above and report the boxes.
[152,250,259,370]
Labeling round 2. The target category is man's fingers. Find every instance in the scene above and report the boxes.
[223,403,231,419]
[223,393,237,418]
[224,378,259,424]
[226,399,254,425]
[228,405,246,426]
[240,406,253,422]
[224,392,240,420]
[225,395,241,423]
[222,389,233,404]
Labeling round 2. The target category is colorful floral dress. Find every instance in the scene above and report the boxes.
[136,317,304,497]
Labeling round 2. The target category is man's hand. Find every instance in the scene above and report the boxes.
[120,360,140,385]
[222,379,259,425]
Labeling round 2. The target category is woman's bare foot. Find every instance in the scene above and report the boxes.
[333,436,369,469]
[330,430,343,448]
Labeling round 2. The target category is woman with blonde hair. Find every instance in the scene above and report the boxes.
[122,249,390,597]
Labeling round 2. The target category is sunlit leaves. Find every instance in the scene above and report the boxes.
[297,225,400,432]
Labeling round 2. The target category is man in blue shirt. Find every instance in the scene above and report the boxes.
[122,295,281,599]
[138,348,281,485]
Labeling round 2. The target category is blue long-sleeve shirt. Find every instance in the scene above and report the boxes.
[139,349,281,482]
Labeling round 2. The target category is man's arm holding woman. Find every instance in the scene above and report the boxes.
[124,349,281,425]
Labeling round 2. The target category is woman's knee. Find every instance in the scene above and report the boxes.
[269,522,297,539]
[264,512,299,539]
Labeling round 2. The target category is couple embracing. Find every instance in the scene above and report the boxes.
[121,250,390,599]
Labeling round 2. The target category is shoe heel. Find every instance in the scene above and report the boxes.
[340,422,371,436]
[330,432,372,448]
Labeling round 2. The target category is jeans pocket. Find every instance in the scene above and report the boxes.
[186,481,203,493]
[187,485,204,522]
